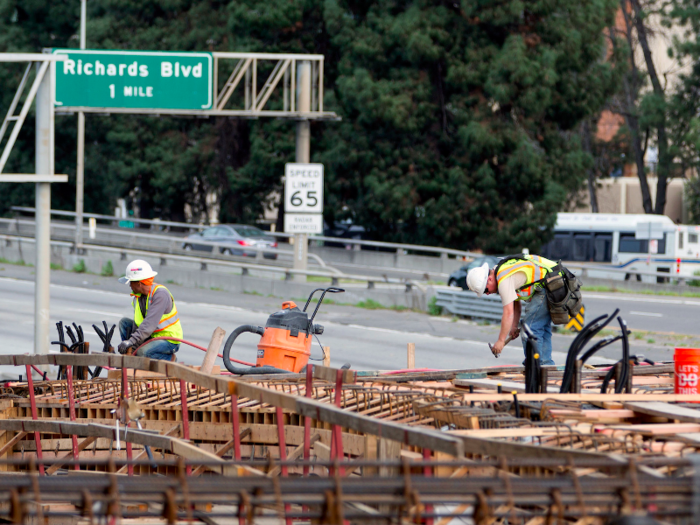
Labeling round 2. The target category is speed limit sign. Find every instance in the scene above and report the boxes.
[284,163,323,213]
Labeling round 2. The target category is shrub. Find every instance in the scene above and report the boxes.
[72,259,87,273]
[101,260,114,277]
[689,270,700,287]
[428,296,442,316]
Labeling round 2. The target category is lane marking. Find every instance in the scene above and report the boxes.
[630,311,663,317]
[63,307,123,318]
[584,292,700,306]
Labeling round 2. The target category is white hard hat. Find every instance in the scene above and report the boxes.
[118,259,158,284]
[466,262,490,297]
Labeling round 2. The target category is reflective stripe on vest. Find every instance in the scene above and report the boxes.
[496,255,558,301]
[133,284,183,343]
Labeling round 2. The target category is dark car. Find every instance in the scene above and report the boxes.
[323,220,366,249]
[182,224,278,259]
[448,255,500,290]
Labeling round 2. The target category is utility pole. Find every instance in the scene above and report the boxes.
[35,61,54,356]
[293,61,311,282]
[74,0,86,250]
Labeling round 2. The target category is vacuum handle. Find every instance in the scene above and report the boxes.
[307,287,346,325]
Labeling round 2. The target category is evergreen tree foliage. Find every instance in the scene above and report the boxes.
[0,0,620,252]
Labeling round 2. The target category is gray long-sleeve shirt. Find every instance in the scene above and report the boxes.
[128,287,173,346]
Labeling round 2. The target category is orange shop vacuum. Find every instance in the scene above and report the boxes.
[221,287,344,375]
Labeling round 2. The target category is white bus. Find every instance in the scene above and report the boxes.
[540,213,700,282]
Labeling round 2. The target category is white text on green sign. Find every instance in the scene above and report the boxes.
[53,50,213,110]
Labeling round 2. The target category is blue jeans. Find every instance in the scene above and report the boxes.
[521,289,554,366]
[119,317,179,361]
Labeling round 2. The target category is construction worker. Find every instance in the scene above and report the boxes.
[466,255,558,365]
[117,259,183,361]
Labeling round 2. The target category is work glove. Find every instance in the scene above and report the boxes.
[117,340,132,355]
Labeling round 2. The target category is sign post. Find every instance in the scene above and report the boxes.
[288,61,316,282]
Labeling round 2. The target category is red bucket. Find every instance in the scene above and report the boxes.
[674,348,700,395]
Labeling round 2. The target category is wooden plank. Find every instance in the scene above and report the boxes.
[454,378,597,394]
[312,364,356,384]
[457,434,625,463]
[455,394,700,402]
[598,423,700,436]
[676,433,700,446]
[201,327,226,375]
[0,432,27,457]
[622,401,700,423]
[448,428,577,438]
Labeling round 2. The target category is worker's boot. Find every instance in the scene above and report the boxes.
[169,353,177,363]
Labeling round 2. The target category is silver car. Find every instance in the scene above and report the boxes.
[182,224,278,259]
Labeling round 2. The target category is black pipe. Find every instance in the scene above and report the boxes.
[560,309,619,393]
[579,335,623,364]
[522,323,540,394]
[221,325,290,375]
[615,316,630,394]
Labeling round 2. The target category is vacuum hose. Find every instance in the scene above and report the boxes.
[222,325,290,375]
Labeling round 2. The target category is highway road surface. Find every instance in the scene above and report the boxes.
[0,264,692,380]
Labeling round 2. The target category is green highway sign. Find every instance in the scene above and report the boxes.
[53,49,213,110]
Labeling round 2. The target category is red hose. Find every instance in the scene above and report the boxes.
[133,337,255,367]
[380,368,440,375]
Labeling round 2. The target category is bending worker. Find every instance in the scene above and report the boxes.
[117,259,183,361]
[466,254,558,365]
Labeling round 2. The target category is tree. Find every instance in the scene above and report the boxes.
[0,0,622,253]
[609,0,677,215]
[319,0,621,251]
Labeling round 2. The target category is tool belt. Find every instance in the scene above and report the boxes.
[527,260,583,325]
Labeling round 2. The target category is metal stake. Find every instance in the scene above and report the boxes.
[66,365,79,470]
[232,394,241,461]
[25,365,45,475]
[180,379,191,475]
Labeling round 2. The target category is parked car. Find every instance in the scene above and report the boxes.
[182,224,278,259]
[448,255,500,290]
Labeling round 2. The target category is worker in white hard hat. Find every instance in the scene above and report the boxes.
[117,259,183,361]
[466,254,559,365]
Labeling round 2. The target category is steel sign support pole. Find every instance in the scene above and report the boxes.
[293,60,311,282]
[34,61,53,357]
[75,0,86,250]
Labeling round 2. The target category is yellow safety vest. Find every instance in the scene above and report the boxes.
[496,255,559,301]
[133,284,183,343]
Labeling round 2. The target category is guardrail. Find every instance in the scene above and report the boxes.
[0,217,339,273]
[11,206,480,259]
[0,233,423,292]
[9,207,690,284]
[435,289,503,321]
